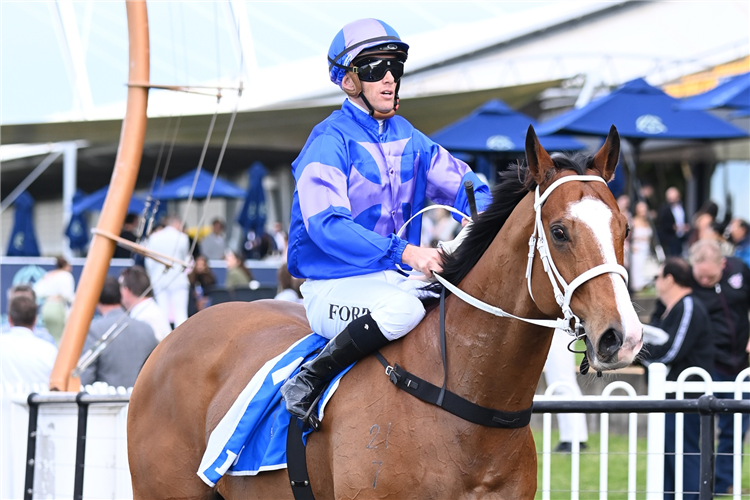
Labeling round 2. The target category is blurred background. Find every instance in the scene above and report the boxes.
[1,0,748,261]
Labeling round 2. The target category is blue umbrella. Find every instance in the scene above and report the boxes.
[431,100,586,153]
[157,169,245,200]
[678,72,750,110]
[237,162,268,235]
[72,186,147,215]
[536,78,747,140]
[65,189,90,252]
[7,191,40,256]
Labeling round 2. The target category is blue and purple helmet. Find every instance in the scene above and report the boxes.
[328,19,409,87]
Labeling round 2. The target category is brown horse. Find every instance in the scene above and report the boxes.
[127,126,642,499]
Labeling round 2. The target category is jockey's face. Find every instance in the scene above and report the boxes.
[358,56,399,114]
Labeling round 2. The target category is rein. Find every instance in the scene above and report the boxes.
[436,175,628,337]
[378,174,628,428]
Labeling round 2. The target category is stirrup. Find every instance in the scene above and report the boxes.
[300,392,324,432]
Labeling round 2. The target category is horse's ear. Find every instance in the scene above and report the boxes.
[525,125,555,184]
[591,125,620,182]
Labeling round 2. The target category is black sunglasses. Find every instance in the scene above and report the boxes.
[353,57,404,82]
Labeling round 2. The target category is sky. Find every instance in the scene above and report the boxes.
[0,1,543,125]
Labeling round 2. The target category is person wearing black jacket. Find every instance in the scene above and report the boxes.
[656,187,688,257]
[688,239,750,495]
[641,257,713,500]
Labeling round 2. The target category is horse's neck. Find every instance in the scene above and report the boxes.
[402,194,554,412]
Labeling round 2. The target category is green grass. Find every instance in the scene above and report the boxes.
[532,431,750,499]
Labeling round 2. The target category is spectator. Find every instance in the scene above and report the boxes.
[224,250,252,289]
[144,215,191,327]
[544,329,589,453]
[188,255,216,314]
[688,239,750,494]
[657,187,688,257]
[630,200,654,291]
[640,257,713,500]
[275,263,303,302]
[33,256,75,343]
[727,218,750,268]
[119,266,172,342]
[2,284,56,346]
[79,276,158,388]
[270,222,288,257]
[201,219,228,261]
[0,295,58,386]
[114,213,139,259]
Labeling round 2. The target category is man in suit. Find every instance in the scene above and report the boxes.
[79,276,158,388]
[656,187,688,257]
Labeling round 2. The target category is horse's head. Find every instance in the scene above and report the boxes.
[525,125,643,371]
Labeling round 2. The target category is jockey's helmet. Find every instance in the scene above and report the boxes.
[327,19,408,119]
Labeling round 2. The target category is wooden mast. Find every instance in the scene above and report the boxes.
[49,0,150,391]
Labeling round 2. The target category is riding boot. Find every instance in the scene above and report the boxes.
[281,314,389,421]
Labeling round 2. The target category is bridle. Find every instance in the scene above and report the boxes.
[433,174,629,337]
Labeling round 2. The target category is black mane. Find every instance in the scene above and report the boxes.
[431,153,596,293]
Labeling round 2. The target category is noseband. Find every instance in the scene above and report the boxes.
[434,175,628,336]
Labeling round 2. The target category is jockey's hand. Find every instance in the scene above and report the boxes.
[401,244,443,278]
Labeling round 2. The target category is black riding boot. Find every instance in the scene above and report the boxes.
[281,314,389,422]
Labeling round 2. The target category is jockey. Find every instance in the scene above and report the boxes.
[281,18,492,423]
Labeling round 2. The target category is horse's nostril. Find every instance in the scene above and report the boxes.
[598,328,622,360]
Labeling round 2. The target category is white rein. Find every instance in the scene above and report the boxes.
[405,175,628,336]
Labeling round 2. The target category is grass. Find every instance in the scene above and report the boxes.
[532,430,750,499]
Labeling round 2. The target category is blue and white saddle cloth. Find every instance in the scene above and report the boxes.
[197,333,354,487]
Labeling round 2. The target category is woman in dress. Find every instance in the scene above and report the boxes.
[33,257,76,343]
[630,201,654,292]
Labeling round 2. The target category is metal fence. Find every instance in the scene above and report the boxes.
[2,364,749,499]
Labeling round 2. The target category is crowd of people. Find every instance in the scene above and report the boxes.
[615,184,750,292]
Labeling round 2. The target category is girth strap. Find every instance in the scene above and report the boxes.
[373,353,532,429]
[286,417,316,500]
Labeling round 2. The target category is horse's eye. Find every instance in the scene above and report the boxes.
[551,227,567,242]
[625,225,631,238]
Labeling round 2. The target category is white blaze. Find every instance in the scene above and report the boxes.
[568,197,642,347]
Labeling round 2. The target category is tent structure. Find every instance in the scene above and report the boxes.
[72,186,147,215]
[536,78,747,141]
[431,100,585,153]
[678,72,750,110]
[156,169,245,201]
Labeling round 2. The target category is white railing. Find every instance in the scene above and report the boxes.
[2,365,749,500]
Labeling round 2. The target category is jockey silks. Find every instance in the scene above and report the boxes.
[288,99,491,280]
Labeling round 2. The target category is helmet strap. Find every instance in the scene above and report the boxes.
[350,74,400,120]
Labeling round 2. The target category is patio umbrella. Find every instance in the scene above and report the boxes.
[237,162,268,236]
[431,99,586,154]
[535,77,747,200]
[536,78,747,142]
[72,186,147,215]
[157,169,245,200]
[678,72,750,110]
[7,191,40,256]
[65,190,90,252]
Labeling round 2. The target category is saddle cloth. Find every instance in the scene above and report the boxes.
[197,333,353,487]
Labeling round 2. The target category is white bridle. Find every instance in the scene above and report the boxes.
[432,175,628,336]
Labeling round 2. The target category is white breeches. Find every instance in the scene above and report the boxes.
[300,270,434,341]
[154,287,189,327]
